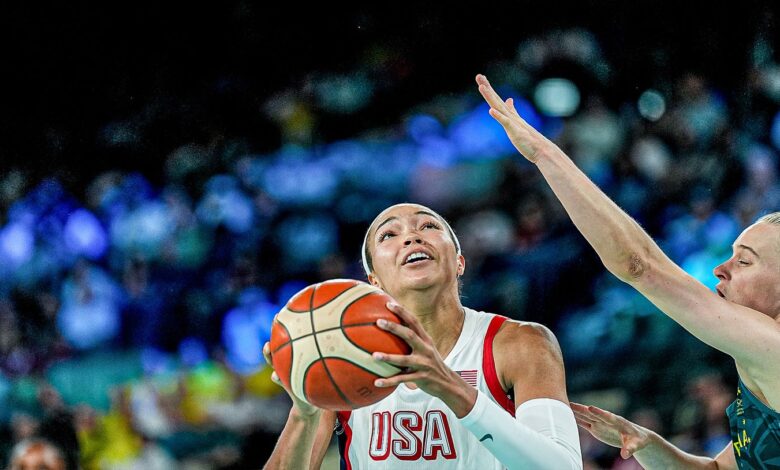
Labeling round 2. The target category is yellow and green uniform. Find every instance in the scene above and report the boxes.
[726,379,780,469]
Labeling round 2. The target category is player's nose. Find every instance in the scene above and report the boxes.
[713,260,730,281]
[403,236,423,246]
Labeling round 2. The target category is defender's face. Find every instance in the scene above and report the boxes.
[366,204,464,296]
[713,222,780,319]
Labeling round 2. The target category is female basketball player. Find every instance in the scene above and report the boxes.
[476,73,780,468]
[262,203,583,469]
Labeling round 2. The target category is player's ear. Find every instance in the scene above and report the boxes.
[368,273,382,289]
[456,254,465,277]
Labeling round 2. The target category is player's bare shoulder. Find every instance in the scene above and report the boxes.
[492,319,568,402]
[494,319,564,361]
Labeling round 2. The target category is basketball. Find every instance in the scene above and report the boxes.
[269,279,412,410]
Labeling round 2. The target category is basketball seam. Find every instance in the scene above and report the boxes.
[270,321,392,355]
[300,356,397,407]
[286,282,361,313]
[270,321,294,369]
[307,282,355,408]
[320,356,402,379]
[339,292,403,357]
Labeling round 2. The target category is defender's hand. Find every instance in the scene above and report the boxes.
[475,74,556,164]
[571,403,652,459]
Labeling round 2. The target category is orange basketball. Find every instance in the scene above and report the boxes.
[269,279,412,410]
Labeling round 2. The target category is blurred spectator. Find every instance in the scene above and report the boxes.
[668,373,733,458]
[663,187,739,265]
[8,438,67,470]
[731,143,780,225]
[221,288,276,375]
[7,410,80,470]
[514,192,552,252]
[120,257,167,347]
[57,261,122,350]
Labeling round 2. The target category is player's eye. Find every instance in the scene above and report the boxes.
[737,259,750,266]
[421,221,441,230]
[378,231,394,242]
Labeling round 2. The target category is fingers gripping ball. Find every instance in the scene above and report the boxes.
[269,279,411,410]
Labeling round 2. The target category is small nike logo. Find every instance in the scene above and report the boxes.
[479,434,493,442]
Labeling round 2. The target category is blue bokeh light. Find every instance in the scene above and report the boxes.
[64,209,108,260]
[0,222,34,267]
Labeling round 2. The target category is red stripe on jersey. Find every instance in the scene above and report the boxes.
[337,410,354,470]
[482,315,516,416]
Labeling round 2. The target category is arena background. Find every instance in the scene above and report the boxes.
[1,2,779,468]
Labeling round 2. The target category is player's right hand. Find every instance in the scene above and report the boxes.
[571,403,651,460]
[263,341,321,418]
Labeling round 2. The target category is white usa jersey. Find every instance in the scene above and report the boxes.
[335,307,515,470]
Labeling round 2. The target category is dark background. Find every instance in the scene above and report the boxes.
[2,2,775,181]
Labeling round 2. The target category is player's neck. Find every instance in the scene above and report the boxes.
[398,290,465,357]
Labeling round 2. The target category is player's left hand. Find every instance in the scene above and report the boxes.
[373,302,477,416]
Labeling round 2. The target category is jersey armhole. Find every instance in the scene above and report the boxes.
[336,411,353,470]
[482,315,516,417]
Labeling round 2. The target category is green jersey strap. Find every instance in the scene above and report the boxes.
[725,378,780,469]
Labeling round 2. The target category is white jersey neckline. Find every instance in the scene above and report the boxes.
[397,307,480,393]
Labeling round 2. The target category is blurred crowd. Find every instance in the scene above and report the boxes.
[2,26,780,469]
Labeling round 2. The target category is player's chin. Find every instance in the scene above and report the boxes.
[399,271,445,290]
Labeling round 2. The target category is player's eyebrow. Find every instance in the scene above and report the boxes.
[415,210,439,220]
[374,211,441,237]
[736,244,760,258]
[375,216,399,234]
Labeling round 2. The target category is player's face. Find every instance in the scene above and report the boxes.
[367,204,464,296]
[713,222,780,319]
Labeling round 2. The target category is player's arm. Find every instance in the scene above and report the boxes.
[262,342,333,470]
[309,413,335,470]
[263,408,335,470]
[476,74,780,373]
[456,320,582,469]
[374,304,582,469]
[572,403,737,470]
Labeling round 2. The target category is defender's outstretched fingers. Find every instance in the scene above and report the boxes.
[587,405,622,424]
[571,403,601,419]
[478,85,512,117]
[571,406,597,424]
[506,97,521,118]
[574,419,594,430]
[573,413,597,428]
[477,74,541,136]
[478,76,522,121]
[570,402,589,413]
[488,107,513,127]
[476,75,512,113]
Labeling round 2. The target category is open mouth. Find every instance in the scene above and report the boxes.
[403,252,433,265]
[716,288,725,299]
